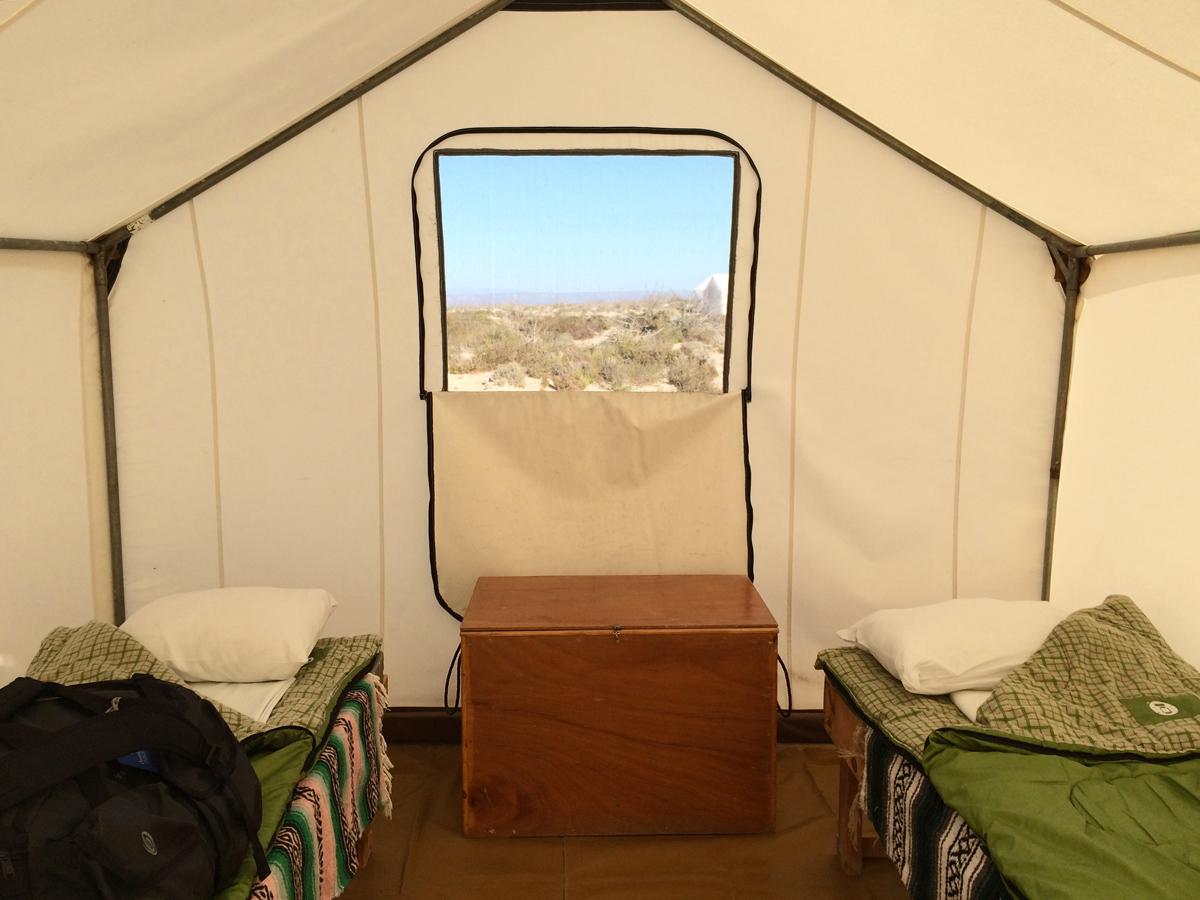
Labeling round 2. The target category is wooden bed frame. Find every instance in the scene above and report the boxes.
[822,676,887,875]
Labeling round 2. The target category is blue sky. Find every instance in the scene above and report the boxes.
[437,153,734,302]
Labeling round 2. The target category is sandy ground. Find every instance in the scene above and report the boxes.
[448,372,681,392]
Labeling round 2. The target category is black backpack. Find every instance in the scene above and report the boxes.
[0,674,269,899]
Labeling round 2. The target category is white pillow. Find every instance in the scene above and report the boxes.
[837,598,1067,695]
[950,689,992,723]
[121,587,337,682]
[187,679,295,723]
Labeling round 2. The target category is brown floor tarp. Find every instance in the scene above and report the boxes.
[343,744,906,899]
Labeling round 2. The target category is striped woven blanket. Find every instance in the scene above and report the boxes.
[865,728,1007,900]
[250,673,392,900]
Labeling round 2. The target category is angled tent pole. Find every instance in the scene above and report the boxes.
[1040,245,1090,602]
[91,0,515,248]
[663,0,1080,254]
[0,237,97,254]
[1072,228,1200,258]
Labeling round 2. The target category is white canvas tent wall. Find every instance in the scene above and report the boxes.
[1,1,1198,708]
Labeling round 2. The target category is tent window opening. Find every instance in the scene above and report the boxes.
[434,150,738,392]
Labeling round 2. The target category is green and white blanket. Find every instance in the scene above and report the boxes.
[26,622,383,900]
[28,622,380,742]
[924,597,1200,900]
[817,644,966,758]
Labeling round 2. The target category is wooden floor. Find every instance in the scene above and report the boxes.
[342,744,907,899]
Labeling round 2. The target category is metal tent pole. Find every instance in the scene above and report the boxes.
[1041,246,1089,602]
[1073,229,1200,258]
[90,247,127,623]
[0,237,97,254]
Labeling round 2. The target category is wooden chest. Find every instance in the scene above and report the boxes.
[460,574,778,837]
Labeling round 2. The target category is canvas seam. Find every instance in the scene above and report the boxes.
[953,207,988,598]
[785,101,818,672]
[357,97,388,637]
[0,0,43,32]
[1044,0,1200,85]
[188,200,226,587]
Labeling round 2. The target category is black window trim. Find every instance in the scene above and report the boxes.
[411,126,763,401]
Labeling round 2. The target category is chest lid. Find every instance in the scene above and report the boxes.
[461,575,776,633]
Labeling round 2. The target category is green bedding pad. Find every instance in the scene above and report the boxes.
[925,596,1200,900]
[816,645,969,759]
[216,736,312,900]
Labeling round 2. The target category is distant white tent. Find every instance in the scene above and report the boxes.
[694,273,728,315]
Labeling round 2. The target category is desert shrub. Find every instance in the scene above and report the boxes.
[517,343,555,382]
[446,310,526,373]
[625,358,665,386]
[596,353,628,389]
[546,355,587,391]
[682,340,715,358]
[512,311,545,342]
[667,353,719,393]
[629,307,674,334]
[570,346,600,383]
[543,313,603,341]
[492,362,526,387]
[467,328,526,371]
[610,335,670,366]
[679,317,723,346]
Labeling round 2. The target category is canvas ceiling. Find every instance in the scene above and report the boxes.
[685,0,1200,246]
[0,0,491,240]
[1,2,1196,705]
[1,1,1198,245]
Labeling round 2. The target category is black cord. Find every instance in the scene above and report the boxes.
[776,653,793,718]
[443,644,462,716]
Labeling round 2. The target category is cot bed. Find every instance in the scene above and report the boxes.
[816,596,1200,900]
[818,648,1007,899]
[25,623,391,900]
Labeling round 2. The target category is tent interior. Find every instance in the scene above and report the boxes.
[2,1,1199,897]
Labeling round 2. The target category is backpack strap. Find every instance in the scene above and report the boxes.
[37,681,126,716]
[0,678,129,720]
[0,678,52,721]
[0,706,212,811]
